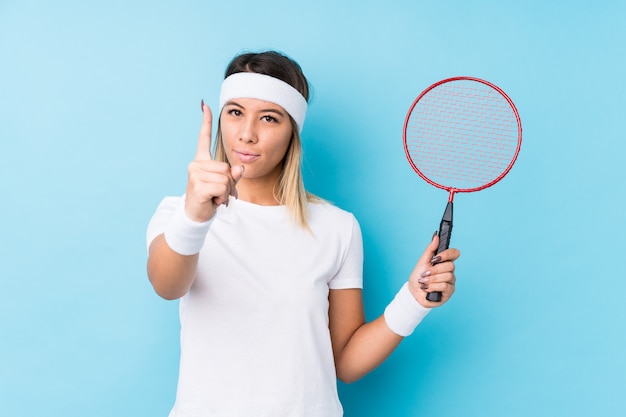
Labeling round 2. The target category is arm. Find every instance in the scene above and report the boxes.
[329,235,460,383]
[329,288,402,383]
[147,234,200,300]
[146,102,243,300]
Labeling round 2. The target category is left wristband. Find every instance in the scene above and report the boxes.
[384,282,431,337]
[163,200,213,255]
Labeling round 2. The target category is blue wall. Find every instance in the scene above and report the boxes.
[1,1,624,415]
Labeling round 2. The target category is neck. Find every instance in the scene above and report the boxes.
[236,177,281,206]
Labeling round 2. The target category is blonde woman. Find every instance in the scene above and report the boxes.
[146,50,460,417]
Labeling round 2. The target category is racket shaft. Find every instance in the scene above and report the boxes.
[427,202,453,302]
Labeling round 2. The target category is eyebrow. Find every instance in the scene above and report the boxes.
[225,100,286,116]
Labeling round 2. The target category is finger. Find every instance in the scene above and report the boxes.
[195,100,213,161]
[408,233,441,288]
[417,232,440,267]
[425,270,457,286]
[187,161,232,201]
[421,283,455,303]
[433,248,461,264]
[409,276,455,307]
[229,165,245,199]
[187,160,232,186]
[231,165,245,183]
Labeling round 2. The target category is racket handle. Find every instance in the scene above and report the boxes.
[426,202,453,302]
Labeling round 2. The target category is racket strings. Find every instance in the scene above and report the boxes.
[406,79,519,191]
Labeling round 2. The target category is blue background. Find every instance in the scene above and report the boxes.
[1,1,624,416]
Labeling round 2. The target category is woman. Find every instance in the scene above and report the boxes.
[146,50,460,417]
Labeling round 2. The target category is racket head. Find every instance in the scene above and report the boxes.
[403,77,522,198]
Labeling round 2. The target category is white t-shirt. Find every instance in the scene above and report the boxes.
[146,196,364,417]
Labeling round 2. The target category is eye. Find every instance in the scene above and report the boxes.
[228,108,243,117]
[262,115,278,123]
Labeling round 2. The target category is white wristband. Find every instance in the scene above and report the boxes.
[384,282,431,337]
[163,200,214,256]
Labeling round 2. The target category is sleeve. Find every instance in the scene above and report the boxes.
[145,196,182,252]
[328,213,364,290]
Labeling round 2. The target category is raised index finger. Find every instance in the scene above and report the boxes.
[195,100,213,161]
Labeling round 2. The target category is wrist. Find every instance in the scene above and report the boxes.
[384,282,431,337]
[164,199,214,255]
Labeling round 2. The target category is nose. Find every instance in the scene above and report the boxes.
[239,117,257,143]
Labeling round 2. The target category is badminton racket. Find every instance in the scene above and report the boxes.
[403,76,522,302]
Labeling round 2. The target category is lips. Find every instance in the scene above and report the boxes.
[233,149,260,163]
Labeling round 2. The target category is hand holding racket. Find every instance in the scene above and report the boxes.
[403,77,522,302]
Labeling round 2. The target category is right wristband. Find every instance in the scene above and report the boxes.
[163,199,214,256]
[384,282,431,337]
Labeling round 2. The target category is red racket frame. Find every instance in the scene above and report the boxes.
[402,76,523,202]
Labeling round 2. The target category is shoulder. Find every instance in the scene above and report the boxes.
[308,200,358,224]
[146,195,184,248]
[147,195,184,222]
[308,201,364,288]
[307,200,362,240]
[155,195,183,211]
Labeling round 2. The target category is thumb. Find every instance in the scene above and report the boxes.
[229,165,245,199]
[231,165,245,183]
[417,231,439,268]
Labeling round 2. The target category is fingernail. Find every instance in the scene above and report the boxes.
[420,284,429,290]
[418,277,429,284]
[420,270,431,278]
[431,255,442,265]
[201,99,205,112]
[233,188,238,200]
[432,231,438,240]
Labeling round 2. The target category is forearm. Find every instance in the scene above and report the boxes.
[147,234,198,300]
[331,284,432,383]
[334,316,403,383]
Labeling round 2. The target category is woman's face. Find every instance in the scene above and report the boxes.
[220,97,293,184]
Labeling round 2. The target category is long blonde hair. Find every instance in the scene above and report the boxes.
[214,51,319,228]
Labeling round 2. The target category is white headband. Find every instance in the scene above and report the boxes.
[219,72,308,133]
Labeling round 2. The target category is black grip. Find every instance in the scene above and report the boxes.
[426,202,453,302]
